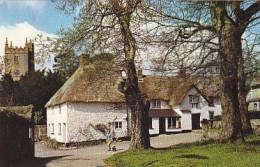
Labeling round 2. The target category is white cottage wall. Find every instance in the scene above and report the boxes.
[46,103,68,143]
[181,112,192,130]
[67,102,128,143]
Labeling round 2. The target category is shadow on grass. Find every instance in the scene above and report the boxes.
[11,155,72,167]
[142,160,159,166]
[247,140,260,146]
[176,154,208,160]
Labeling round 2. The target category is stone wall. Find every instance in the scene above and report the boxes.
[0,106,34,167]
[212,119,260,132]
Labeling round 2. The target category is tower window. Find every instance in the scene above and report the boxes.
[14,56,19,62]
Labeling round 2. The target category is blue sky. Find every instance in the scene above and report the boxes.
[0,0,74,70]
[0,0,73,34]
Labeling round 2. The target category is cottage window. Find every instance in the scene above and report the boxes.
[209,111,214,120]
[149,117,153,129]
[51,123,54,134]
[189,95,199,109]
[152,100,161,108]
[58,123,61,135]
[168,117,177,129]
[115,121,122,129]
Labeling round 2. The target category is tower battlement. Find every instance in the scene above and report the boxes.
[4,38,35,81]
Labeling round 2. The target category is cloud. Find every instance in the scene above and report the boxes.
[0,22,57,71]
[0,0,46,11]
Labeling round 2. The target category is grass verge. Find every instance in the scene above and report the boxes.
[105,135,260,167]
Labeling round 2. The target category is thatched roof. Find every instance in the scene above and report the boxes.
[45,65,125,107]
[46,64,221,108]
[140,75,219,105]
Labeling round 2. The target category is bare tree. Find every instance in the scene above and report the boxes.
[142,1,259,142]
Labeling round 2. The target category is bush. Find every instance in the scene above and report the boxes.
[46,138,59,149]
[214,115,222,121]
[95,123,108,135]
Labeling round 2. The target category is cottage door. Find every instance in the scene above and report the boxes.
[63,123,66,143]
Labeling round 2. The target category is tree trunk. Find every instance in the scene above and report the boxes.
[117,14,150,149]
[210,2,244,142]
[238,54,253,135]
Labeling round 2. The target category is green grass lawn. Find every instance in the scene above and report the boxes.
[105,135,260,167]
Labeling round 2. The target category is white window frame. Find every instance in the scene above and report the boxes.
[152,100,161,108]
[189,95,200,109]
[168,117,177,129]
[114,121,122,130]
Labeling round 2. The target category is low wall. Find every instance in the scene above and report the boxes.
[0,106,34,167]
[212,119,260,132]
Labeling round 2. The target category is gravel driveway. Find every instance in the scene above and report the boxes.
[13,132,218,167]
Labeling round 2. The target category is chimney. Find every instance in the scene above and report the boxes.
[137,67,143,82]
[178,65,186,78]
[79,54,90,66]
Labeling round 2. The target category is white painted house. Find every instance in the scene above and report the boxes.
[138,75,221,135]
[46,56,221,143]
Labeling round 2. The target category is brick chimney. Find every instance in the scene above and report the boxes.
[137,67,144,82]
[178,65,186,78]
[79,54,90,66]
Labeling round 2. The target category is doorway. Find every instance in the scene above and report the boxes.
[159,117,166,134]
[192,114,201,130]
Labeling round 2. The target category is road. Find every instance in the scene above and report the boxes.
[13,132,218,167]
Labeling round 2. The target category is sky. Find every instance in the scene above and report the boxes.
[0,0,74,70]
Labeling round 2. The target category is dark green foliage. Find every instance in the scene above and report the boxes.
[0,74,18,106]
[53,49,79,81]
[0,70,64,124]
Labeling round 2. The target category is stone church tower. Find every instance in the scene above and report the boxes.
[4,38,35,80]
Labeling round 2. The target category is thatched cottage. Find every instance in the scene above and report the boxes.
[45,57,221,143]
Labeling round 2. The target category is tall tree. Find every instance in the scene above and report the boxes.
[51,0,151,149]
[53,49,79,81]
[144,1,259,142]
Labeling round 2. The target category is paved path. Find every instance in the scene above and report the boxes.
[14,132,218,167]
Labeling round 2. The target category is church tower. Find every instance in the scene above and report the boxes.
[4,38,35,81]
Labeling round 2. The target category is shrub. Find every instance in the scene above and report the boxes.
[95,123,108,135]
[46,138,59,149]
[214,115,222,121]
